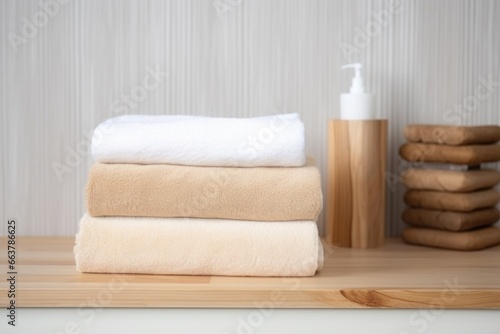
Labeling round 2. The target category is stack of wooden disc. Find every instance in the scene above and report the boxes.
[399,125,500,251]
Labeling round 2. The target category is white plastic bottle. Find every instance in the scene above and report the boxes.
[340,63,373,120]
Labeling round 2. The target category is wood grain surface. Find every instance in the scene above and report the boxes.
[326,120,387,248]
[326,120,353,246]
[1,237,499,308]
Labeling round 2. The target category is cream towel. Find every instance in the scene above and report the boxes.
[86,161,322,221]
[74,214,323,277]
[91,114,306,167]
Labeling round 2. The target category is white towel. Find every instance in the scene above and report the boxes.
[91,114,306,166]
[74,214,323,277]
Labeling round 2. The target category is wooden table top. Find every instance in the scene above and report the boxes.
[1,237,499,308]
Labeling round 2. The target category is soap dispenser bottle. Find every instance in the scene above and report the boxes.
[340,63,373,120]
[326,63,387,249]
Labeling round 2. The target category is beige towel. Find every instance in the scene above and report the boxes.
[402,168,500,192]
[74,214,323,277]
[402,227,500,251]
[399,143,500,165]
[402,207,500,231]
[404,124,500,145]
[86,161,322,221]
[404,188,500,212]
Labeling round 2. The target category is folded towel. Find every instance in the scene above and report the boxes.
[74,214,323,277]
[404,188,500,212]
[402,207,500,231]
[86,160,322,221]
[404,124,500,145]
[399,143,500,165]
[402,226,500,251]
[402,168,500,192]
[91,114,306,167]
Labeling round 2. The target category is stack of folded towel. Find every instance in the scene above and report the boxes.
[399,124,500,251]
[74,114,324,276]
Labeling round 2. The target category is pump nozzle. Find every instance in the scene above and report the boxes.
[341,63,365,94]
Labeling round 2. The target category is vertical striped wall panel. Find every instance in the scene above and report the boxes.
[1,0,499,236]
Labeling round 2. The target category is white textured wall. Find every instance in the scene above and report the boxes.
[1,0,499,236]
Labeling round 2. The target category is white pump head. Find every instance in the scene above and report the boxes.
[341,63,365,94]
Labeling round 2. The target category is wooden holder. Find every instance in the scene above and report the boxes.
[326,120,388,248]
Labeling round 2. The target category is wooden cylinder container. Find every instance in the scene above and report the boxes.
[326,120,388,248]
